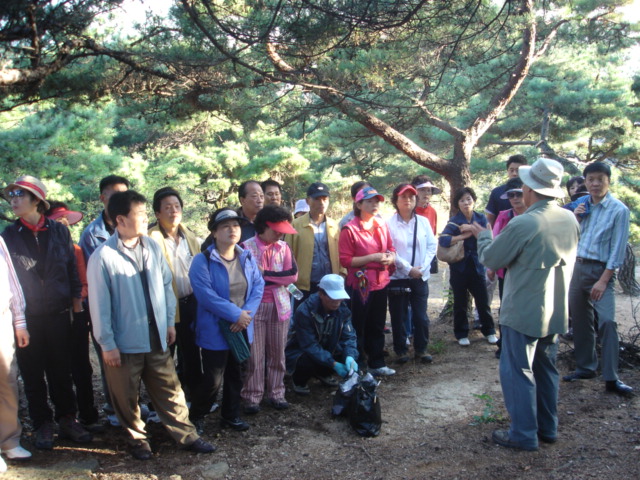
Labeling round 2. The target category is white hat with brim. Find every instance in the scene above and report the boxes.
[413,181,442,195]
[319,274,350,300]
[4,175,50,210]
[518,158,566,198]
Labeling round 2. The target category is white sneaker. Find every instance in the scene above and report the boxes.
[369,366,396,376]
[486,334,499,345]
[209,402,220,413]
[0,455,7,473]
[3,446,32,460]
[458,338,471,346]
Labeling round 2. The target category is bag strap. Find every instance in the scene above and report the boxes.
[410,215,418,266]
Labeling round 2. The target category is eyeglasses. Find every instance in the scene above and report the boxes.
[8,189,26,198]
[507,192,523,199]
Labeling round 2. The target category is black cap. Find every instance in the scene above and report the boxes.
[306,182,330,198]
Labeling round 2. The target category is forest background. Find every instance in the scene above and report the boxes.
[1,0,639,242]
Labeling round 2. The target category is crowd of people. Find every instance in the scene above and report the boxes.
[0,155,633,470]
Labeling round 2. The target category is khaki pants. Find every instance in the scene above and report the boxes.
[104,347,198,447]
[0,310,21,451]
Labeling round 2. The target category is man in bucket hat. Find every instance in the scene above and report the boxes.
[466,157,580,451]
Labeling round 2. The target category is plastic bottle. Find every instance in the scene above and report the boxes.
[286,284,304,300]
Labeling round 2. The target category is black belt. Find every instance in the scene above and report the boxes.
[576,257,606,267]
[179,294,194,304]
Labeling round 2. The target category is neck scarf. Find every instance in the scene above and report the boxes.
[20,215,47,232]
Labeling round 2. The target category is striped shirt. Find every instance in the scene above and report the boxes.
[575,193,629,270]
[0,236,27,330]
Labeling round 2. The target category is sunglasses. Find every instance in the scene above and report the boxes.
[507,192,523,199]
[8,189,26,198]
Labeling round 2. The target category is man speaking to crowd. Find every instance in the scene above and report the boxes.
[466,158,579,451]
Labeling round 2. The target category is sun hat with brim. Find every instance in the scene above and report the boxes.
[266,220,297,235]
[355,186,384,203]
[396,185,418,197]
[294,199,310,215]
[47,207,84,226]
[500,177,525,200]
[413,181,442,195]
[518,158,565,198]
[319,274,350,300]
[4,175,50,210]
[500,188,524,200]
[210,209,249,231]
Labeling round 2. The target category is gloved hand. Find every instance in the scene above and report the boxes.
[333,362,348,378]
[345,356,358,373]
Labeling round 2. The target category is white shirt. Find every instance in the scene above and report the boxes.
[163,234,194,298]
[387,212,437,281]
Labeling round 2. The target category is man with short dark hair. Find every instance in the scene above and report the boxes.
[237,180,264,242]
[286,182,342,309]
[261,179,283,207]
[285,274,358,395]
[148,187,202,400]
[485,155,528,227]
[470,157,579,451]
[87,191,214,460]
[563,162,632,395]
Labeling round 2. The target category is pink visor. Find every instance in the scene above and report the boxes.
[266,221,297,235]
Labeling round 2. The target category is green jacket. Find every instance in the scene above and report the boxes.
[148,223,201,324]
[477,199,580,338]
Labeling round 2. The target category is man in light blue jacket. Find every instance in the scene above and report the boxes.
[87,190,214,460]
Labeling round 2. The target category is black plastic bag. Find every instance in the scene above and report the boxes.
[331,371,358,417]
[348,373,381,437]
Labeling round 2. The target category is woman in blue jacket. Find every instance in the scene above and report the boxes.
[439,187,497,347]
[188,208,264,433]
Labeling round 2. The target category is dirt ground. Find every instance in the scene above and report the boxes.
[3,266,640,480]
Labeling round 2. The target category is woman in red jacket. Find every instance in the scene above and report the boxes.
[339,186,396,376]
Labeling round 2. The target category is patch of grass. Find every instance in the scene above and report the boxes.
[470,393,504,425]
[429,338,447,355]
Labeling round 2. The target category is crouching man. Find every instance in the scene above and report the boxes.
[87,190,214,460]
[285,274,358,395]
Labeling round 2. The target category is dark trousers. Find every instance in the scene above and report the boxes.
[190,349,244,421]
[17,310,77,429]
[291,353,335,386]
[349,288,388,369]
[70,309,99,423]
[450,261,495,339]
[175,294,203,400]
[388,278,430,355]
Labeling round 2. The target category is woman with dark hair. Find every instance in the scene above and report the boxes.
[241,205,298,413]
[1,176,91,450]
[439,187,497,347]
[387,183,437,364]
[339,186,397,376]
[188,208,264,433]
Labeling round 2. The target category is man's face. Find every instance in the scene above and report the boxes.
[264,185,282,206]
[585,172,610,200]
[240,182,264,217]
[156,195,182,229]
[100,183,128,210]
[319,291,342,312]
[416,187,432,207]
[507,163,525,179]
[307,195,329,217]
[117,202,148,239]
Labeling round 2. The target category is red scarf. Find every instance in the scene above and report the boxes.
[20,215,48,232]
[415,206,429,217]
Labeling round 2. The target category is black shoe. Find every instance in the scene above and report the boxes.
[130,440,152,460]
[34,421,55,450]
[268,399,290,410]
[492,429,538,451]
[538,433,557,444]
[58,416,93,443]
[315,375,339,387]
[396,355,410,364]
[243,404,260,415]
[420,354,433,364]
[562,371,597,382]
[187,438,216,454]
[605,380,633,396]
[220,417,250,432]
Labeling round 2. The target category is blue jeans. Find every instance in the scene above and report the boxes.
[388,278,430,355]
[500,326,559,449]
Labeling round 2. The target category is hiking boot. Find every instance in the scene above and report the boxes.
[315,375,338,387]
[369,366,396,376]
[34,421,55,450]
[59,416,92,443]
[292,382,311,395]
